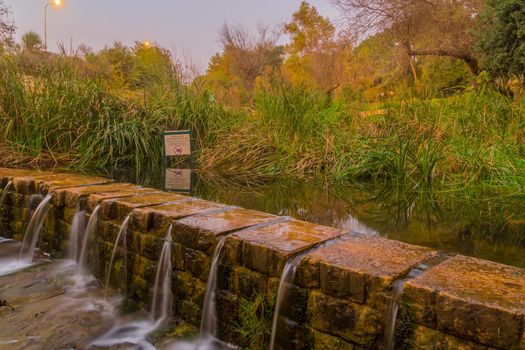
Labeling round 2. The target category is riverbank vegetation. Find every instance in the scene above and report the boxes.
[0,0,524,195]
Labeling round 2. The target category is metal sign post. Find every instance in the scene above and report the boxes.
[162,130,194,194]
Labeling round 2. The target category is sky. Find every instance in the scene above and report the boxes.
[6,0,340,69]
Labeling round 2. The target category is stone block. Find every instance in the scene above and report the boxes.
[302,235,436,306]
[130,253,157,283]
[311,330,354,350]
[307,290,382,347]
[139,233,164,262]
[405,255,525,349]
[230,219,344,276]
[226,265,267,299]
[86,187,160,211]
[184,247,211,281]
[131,199,225,232]
[102,192,187,221]
[173,207,278,255]
[51,182,140,208]
[0,168,41,184]
[172,242,185,271]
[411,325,493,350]
[173,270,194,299]
[40,175,112,193]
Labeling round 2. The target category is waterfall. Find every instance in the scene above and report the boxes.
[383,255,449,349]
[0,180,13,207]
[89,224,174,349]
[199,237,226,339]
[150,224,173,325]
[384,279,405,350]
[104,213,131,300]
[18,193,52,263]
[269,254,303,350]
[67,204,86,262]
[268,235,346,350]
[78,204,101,274]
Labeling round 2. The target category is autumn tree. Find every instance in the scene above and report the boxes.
[331,0,482,75]
[206,23,283,105]
[0,0,15,49]
[284,1,351,92]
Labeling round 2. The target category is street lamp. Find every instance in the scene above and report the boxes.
[44,0,62,51]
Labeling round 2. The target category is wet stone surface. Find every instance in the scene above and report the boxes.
[298,234,437,304]
[173,207,279,255]
[0,261,116,349]
[86,187,160,211]
[100,192,188,221]
[51,182,141,208]
[403,255,525,348]
[227,219,344,276]
[131,198,225,233]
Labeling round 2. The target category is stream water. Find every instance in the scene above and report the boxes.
[68,204,86,262]
[18,193,52,264]
[103,169,525,268]
[79,204,101,274]
[104,213,131,299]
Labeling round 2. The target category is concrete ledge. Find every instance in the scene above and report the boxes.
[0,168,524,349]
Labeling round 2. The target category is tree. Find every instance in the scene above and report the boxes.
[476,0,525,78]
[0,0,15,48]
[284,1,351,92]
[22,31,43,52]
[217,23,283,91]
[331,0,482,74]
[205,23,283,105]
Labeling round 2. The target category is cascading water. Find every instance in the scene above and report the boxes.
[199,237,226,339]
[269,235,347,350]
[150,224,173,325]
[68,204,86,262]
[384,279,405,350]
[104,213,131,300]
[383,255,449,350]
[78,204,101,274]
[269,254,303,350]
[90,224,175,349]
[18,193,52,263]
[0,180,13,208]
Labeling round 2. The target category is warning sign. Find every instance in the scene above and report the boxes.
[164,132,191,156]
[165,168,192,192]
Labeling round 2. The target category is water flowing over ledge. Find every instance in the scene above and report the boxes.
[0,168,524,349]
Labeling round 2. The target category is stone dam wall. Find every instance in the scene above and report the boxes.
[0,168,524,349]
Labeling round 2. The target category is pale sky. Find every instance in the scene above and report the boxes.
[6,0,340,69]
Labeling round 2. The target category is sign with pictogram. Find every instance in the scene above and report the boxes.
[165,168,192,192]
[162,130,193,168]
[164,132,191,156]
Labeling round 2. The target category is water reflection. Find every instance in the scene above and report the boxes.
[99,167,525,268]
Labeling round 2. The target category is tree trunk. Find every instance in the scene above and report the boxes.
[406,48,479,75]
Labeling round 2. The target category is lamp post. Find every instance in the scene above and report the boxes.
[44,0,62,51]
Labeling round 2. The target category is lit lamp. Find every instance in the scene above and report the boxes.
[44,0,62,51]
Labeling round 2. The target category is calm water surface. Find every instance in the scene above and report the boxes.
[100,168,525,268]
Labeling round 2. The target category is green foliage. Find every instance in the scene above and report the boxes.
[235,293,275,350]
[418,57,473,96]
[0,56,234,170]
[21,31,43,52]
[476,0,525,78]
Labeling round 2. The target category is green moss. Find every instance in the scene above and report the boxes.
[395,301,417,349]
